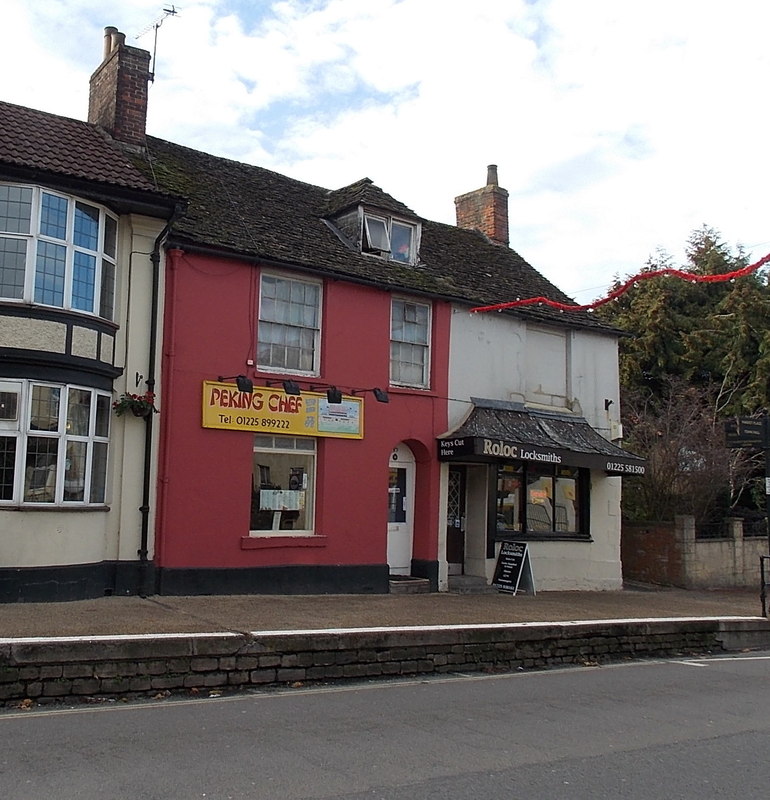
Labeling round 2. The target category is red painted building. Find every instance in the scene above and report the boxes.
[153,244,450,593]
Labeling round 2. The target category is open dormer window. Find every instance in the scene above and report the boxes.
[363,214,416,264]
[364,215,389,253]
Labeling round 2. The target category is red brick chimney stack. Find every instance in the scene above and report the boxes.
[454,165,510,247]
[88,26,151,148]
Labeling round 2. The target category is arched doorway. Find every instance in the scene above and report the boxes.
[387,443,415,575]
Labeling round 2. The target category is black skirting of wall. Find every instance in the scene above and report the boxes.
[0,562,394,602]
[156,564,390,597]
[0,561,146,603]
[411,559,439,591]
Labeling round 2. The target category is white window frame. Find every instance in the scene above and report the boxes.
[0,380,110,506]
[257,272,322,375]
[0,183,118,319]
[363,213,417,264]
[390,297,432,389]
[250,435,316,535]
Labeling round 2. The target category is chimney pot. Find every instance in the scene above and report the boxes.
[110,30,126,51]
[103,26,118,60]
[486,164,498,186]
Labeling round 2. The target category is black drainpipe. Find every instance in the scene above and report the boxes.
[138,204,183,597]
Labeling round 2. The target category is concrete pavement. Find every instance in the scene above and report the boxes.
[1,586,768,706]
[0,585,764,639]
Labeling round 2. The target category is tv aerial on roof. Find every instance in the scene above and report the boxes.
[135,5,180,83]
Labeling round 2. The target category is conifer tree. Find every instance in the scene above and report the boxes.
[597,226,768,522]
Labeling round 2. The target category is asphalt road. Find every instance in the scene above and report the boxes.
[1,652,769,799]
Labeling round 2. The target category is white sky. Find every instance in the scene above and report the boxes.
[2,0,769,302]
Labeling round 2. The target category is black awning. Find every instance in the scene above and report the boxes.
[438,400,645,475]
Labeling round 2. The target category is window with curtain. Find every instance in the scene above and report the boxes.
[257,274,321,374]
[390,298,431,388]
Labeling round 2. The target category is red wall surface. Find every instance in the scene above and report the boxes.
[155,249,449,572]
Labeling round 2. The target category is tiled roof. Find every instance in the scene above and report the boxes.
[446,399,645,469]
[0,100,164,195]
[325,177,417,217]
[0,98,610,332]
[136,136,609,331]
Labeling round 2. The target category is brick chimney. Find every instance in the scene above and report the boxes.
[88,26,151,148]
[454,165,509,246]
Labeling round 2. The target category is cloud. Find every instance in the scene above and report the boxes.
[3,0,770,302]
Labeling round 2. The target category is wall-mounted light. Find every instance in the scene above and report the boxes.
[311,384,343,404]
[218,374,254,393]
[265,379,302,395]
[352,387,389,404]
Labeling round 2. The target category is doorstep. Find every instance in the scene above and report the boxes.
[388,575,431,594]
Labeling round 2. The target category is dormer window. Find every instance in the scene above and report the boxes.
[364,215,389,253]
[363,214,417,264]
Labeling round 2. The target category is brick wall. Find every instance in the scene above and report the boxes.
[622,520,685,585]
[454,166,509,246]
[88,33,150,146]
[3,619,768,706]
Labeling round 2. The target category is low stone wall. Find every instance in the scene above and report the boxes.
[3,618,769,705]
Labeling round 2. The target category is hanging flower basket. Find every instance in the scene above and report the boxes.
[113,391,158,418]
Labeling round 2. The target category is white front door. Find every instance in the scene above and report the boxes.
[387,443,415,575]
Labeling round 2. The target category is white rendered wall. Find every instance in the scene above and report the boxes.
[0,214,166,571]
[446,305,624,591]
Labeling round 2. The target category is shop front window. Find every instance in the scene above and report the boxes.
[495,463,586,537]
[251,435,315,532]
[496,463,523,533]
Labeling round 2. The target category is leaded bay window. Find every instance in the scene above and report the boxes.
[0,184,118,319]
[0,380,110,505]
[257,274,321,373]
[251,435,315,532]
[390,298,431,388]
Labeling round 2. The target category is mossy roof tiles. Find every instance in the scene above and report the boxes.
[137,136,609,331]
[0,99,611,332]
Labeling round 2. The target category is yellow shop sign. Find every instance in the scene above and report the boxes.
[201,381,363,439]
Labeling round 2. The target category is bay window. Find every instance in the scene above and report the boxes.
[0,184,118,319]
[0,380,110,506]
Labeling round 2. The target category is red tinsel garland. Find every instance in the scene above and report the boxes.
[470,252,770,314]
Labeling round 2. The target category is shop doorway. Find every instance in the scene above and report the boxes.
[387,443,415,575]
[446,466,466,575]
